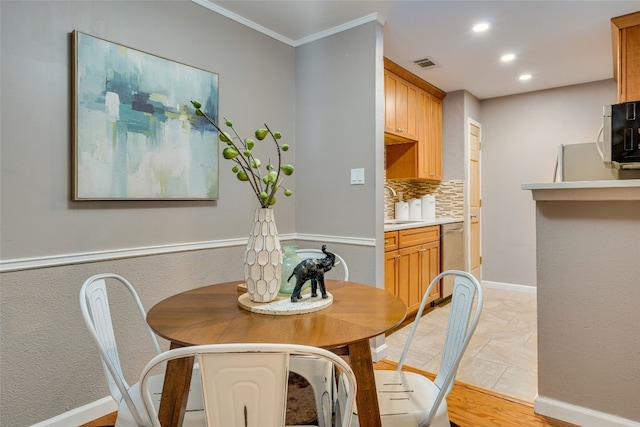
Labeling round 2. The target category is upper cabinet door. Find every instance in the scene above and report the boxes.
[417,89,443,181]
[385,71,419,142]
[612,12,640,103]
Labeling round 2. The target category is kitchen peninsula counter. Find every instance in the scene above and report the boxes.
[522,179,640,201]
[522,179,640,426]
[384,216,462,232]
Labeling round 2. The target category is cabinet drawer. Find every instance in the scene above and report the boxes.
[384,231,399,252]
[399,226,439,248]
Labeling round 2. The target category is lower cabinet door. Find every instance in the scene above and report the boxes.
[384,250,399,296]
[385,235,441,314]
[398,245,422,313]
[420,240,441,304]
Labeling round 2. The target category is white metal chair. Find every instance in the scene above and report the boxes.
[79,273,204,427]
[139,343,358,427]
[295,248,349,280]
[352,270,483,427]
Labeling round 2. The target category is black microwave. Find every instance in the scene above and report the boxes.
[602,101,640,169]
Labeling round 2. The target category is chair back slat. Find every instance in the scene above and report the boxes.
[140,343,358,427]
[434,274,478,392]
[80,273,163,426]
[84,278,126,401]
[199,352,288,427]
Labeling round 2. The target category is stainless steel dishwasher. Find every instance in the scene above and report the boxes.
[440,222,464,300]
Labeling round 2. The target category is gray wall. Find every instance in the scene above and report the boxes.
[479,79,618,286]
[294,20,381,287]
[295,23,378,239]
[0,1,379,425]
[442,89,480,182]
[535,200,640,422]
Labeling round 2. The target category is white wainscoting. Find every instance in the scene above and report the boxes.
[15,232,377,426]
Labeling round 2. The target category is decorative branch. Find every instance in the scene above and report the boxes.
[191,100,293,208]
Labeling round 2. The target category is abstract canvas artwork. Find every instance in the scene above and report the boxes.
[73,31,219,200]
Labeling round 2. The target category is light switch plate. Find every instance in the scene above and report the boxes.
[350,168,365,185]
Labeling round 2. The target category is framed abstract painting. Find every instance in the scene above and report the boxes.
[72,30,219,200]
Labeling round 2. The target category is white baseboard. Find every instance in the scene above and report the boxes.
[482,280,537,294]
[535,395,640,427]
[30,396,117,427]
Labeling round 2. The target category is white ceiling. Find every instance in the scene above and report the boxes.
[196,0,639,100]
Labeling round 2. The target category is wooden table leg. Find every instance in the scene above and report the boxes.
[157,342,194,427]
[348,339,382,427]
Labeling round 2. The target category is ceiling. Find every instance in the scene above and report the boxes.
[195,0,639,100]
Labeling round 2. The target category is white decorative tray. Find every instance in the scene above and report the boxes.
[238,290,333,315]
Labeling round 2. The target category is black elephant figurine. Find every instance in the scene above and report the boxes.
[287,245,336,303]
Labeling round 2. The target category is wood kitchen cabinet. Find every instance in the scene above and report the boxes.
[417,89,443,181]
[384,70,419,142]
[611,11,640,103]
[384,59,445,181]
[384,226,441,314]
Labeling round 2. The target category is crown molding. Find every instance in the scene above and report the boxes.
[191,0,383,47]
[191,0,296,46]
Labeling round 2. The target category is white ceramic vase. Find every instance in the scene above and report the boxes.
[244,208,283,302]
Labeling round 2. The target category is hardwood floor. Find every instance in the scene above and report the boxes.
[83,361,577,427]
[79,412,116,427]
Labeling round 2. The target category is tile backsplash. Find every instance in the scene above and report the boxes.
[385,179,464,219]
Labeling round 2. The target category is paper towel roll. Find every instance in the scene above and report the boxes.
[409,198,422,220]
[421,195,436,220]
[395,201,409,220]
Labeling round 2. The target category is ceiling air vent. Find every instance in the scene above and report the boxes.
[413,57,440,69]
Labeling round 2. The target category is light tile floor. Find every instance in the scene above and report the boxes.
[384,287,538,402]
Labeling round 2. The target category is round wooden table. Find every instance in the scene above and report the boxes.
[147,279,407,427]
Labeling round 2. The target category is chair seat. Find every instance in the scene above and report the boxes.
[115,372,205,427]
[353,370,451,427]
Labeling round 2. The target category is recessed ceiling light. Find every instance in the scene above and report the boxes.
[473,22,490,32]
[501,53,516,62]
[519,73,532,81]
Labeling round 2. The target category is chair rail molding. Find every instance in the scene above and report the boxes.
[0,233,376,272]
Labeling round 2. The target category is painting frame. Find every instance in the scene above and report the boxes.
[72,30,219,201]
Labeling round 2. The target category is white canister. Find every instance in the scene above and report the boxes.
[421,195,436,220]
[408,198,422,220]
[395,201,409,220]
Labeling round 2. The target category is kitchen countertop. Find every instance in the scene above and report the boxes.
[522,179,640,201]
[384,217,463,232]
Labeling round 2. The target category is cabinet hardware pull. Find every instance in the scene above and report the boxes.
[470,214,478,218]
[395,255,401,259]
[419,249,427,252]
